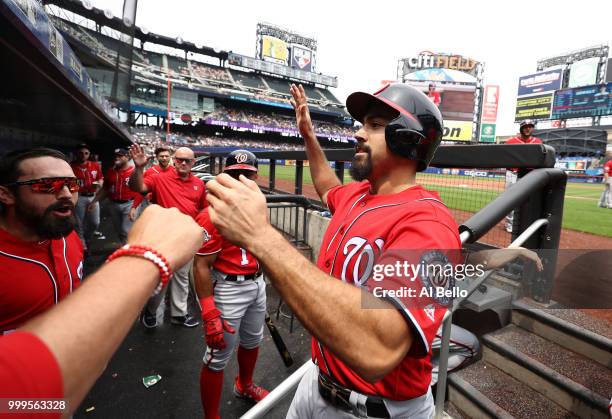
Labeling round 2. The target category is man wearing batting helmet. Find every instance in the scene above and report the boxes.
[193,150,268,419]
[504,120,543,232]
[204,83,465,418]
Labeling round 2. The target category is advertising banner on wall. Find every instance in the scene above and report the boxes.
[482,85,500,122]
[517,69,563,96]
[480,123,496,142]
[442,120,473,141]
[568,57,599,88]
[515,93,554,121]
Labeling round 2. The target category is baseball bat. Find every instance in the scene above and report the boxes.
[265,312,294,367]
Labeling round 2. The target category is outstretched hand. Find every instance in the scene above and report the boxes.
[289,84,315,139]
[477,247,544,272]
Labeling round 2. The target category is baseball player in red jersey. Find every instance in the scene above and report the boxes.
[130,146,174,220]
[130,145,206,328]
[0,148,83,335]
[506,120,543,146]
[504,120,543,232]
[0,205,203,416]
[427,83,442,107]
[71,144,103,252]
[193,150,268,418]
[203,83,461,418]
[88,148,139,244]
[602,155,612,208]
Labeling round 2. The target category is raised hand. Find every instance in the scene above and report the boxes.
[289,84,316,139]
[129,143,148,168]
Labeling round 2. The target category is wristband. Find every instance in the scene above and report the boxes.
[106,244,172,295]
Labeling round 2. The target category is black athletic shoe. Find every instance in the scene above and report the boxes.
[171,315,199,328]
[140,311,158,329]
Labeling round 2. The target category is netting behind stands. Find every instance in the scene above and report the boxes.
[417,169,510,247]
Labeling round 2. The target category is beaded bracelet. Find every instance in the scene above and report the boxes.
[106,244,172,295]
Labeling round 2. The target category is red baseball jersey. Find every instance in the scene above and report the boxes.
[313,181,461,400]
[505,136,543,145]
[104,166,138,201]
[428,91,441,107]
[195,209,259,275]
[144,170,207,219]
[71,161,103,194]
[0,229,83,334]
[147,164,174,176]
[0,332,63,408]
[604,160,612,176]
[132,165,175,208]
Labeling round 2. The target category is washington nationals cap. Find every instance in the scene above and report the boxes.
[224,150,258,172]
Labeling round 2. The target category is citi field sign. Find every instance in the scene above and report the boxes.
[403,51,480,77]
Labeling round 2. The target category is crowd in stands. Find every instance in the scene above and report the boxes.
[193,135,303,151]
[132,127,304,152]
[191,62,232,83]
[207,106,355,138]
[52,17,345,110]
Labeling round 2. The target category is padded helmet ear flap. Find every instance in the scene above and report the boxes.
[385,123,425,161]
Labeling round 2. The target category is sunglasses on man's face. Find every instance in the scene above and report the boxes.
[6,177,81,193]
[174,157,194,164]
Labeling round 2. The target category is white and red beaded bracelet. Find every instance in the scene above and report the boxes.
[106,244,172,295]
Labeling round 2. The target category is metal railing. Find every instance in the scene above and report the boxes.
[265,194,311,247]
[433,218,549,418]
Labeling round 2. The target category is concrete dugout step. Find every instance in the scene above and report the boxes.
[448,361,575,419]
[483,325,611,418]
[512,298,612,368]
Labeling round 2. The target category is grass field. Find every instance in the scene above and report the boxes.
[257,164,612,238]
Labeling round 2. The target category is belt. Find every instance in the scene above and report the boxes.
[224,271,262,282]
[318,371,390,418]
[80,192,95,197]
[112,199,132,204]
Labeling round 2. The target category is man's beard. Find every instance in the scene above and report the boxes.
[16,199,77,239]
[349,150,373,181]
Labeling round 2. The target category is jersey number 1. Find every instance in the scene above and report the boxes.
[240,248,249,266]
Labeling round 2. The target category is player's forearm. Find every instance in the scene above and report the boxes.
[128,166,147,194]
[21,257,159,414]
[251,228,412,382]
[303,136,341,202]
[193,258,214,299]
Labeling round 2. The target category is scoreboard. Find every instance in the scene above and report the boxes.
[551,83,612,119]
